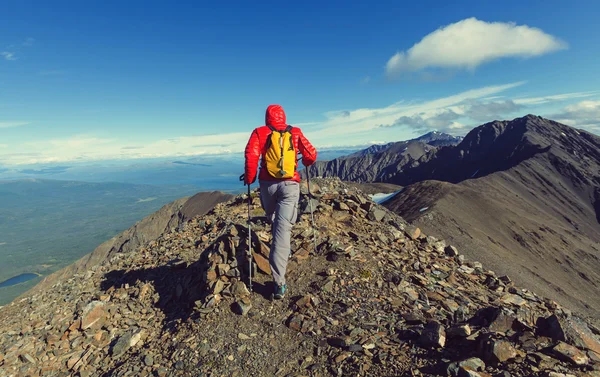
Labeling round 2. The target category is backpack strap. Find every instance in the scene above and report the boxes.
[264,125,294,151]
[285,126,295,151]
[266,124,292,133]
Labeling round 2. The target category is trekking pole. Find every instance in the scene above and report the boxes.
[240,174,253,292]
[246,183,253,292]
[306,166,318,254]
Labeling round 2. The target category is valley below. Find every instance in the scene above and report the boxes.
[0,179,201,305]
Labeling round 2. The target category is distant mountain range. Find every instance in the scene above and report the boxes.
[304,131,463,182]
[308,114,600,320]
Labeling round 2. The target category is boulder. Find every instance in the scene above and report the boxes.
[445,245,459,257]
[234,297,252,316]
[111,328,144,358]
[405,225,421,240]
[334,201,350,211]
[80,301,107,330]
[367,208,386,222]
[299,198,320,214]
[448,324,472,338]
[552,341,589,366]
[539,314,600,355]
[418,321,446,348]
[287,314,304,331]
[230,281,251,297]
[498,294,527,307]
[253,253,271,274]
[447,357,486,376]
[481,335,517,363]
[488,309,516,334]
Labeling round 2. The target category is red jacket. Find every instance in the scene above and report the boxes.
[244,104,317,184]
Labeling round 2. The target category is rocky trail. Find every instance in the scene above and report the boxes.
[1,178,600,377]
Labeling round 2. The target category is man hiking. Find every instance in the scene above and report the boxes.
[244,104,317,299]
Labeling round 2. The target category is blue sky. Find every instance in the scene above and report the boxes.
[1,0,599,166]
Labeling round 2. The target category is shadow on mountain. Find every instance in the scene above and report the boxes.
[102,259,207,331]
[100,235,255,332]
[100,215,275,331]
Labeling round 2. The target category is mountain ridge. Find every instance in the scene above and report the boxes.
[322,114,600,320]
[385,115,600,186]
[1,178,599,376]
[304,131,462,183]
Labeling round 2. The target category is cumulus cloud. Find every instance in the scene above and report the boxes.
[448,122,467,130]
[462,99,522,121]
[550,100,600,131]
[386,18,566,77]
[385,99,522,133]
[393,110,461,133]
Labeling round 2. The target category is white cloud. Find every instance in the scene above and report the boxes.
[448,122,467,129]
[514,91,597,105]
[3,81,597,165]
[314,81,525,139]
[461,99,522,121]
[550,100,600,131]
[1,52,17,61]
[23,38,35,47]
[1,132,252,165]
[0,121,28,129]
[386,18,566,77]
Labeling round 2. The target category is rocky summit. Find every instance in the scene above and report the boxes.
[1,178,600,377]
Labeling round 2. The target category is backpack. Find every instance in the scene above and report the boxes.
[263,125,296,179]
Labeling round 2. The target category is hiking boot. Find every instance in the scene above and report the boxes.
[273,283,286,300]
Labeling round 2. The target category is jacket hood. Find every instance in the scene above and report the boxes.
[265,104,287,127]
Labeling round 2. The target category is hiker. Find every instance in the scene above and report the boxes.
[244,104,317,299]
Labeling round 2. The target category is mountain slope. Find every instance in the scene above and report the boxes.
[305,132,462,182]
[1,178,599,377]
[384,115,600,319]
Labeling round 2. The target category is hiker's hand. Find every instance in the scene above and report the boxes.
[298,154,315,167]
[240,173,255,185]
[302,157,316,167]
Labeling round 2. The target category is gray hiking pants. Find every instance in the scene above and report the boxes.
[259,180,300,286]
